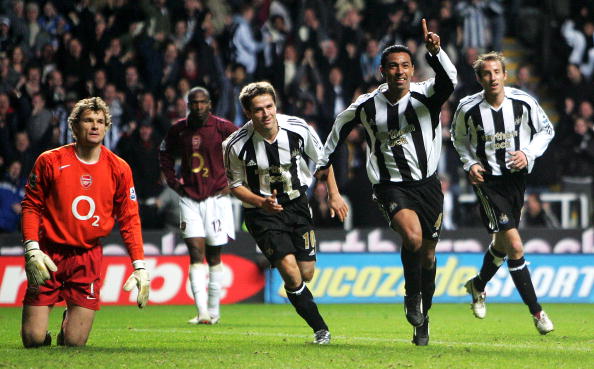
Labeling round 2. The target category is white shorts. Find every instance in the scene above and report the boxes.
[179,195,235,245]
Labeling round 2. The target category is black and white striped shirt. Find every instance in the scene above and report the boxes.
[451,87,555,176]
[223,114,323,208]
[318,49,457,184]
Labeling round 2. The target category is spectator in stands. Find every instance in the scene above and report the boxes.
[7,0,27,51]
[513,64,538,98]
[104,37,128,89]
[0,52,20,94]
[24,2,50,57]
[562,19,594,79]
[310,181,343,228]
[19,65,42,111]
[26,92,52,148]
[320,66,350,138]
[231,5,266,79]
[87,13,110,70]
[9,45,27,76]
[520,193,560,228]
[87,68,108,98]
[122,65,144,114]
[45,69,65,108]
[455,47,482,100]
[101,84,127,150]
[0,91,18,140]
[564,63,593,106]
[0,16,15,54]
[137,91,168,139]
[160,42,181,89]
[0,160,26,233]
[577,100,594,126]
[439,173,457,230]
[117,119,163,229]
[60,37,92,95]
[456,1,489,52]
[38,1,70,47]
[298,7,328,51]
[170,19,191,52]
[360,38,382,83]
[142,0,171,43]
[8,131,35,177]
[558,117,594,221]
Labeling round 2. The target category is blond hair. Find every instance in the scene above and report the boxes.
[68,97,112,140]
[473,51,506,77]
[239,81,277,112]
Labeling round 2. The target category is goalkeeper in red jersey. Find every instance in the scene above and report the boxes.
[20,97,150,347]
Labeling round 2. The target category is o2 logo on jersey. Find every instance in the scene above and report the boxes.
[130,187,137,201]
[72,196,100,227]
[80,174,93,189]
[192,152,209,177]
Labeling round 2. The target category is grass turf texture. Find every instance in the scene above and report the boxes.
[1,303,592,369]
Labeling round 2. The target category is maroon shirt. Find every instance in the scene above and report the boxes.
[159,114,237,202]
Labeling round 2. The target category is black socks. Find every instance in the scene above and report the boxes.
[401,246,422,296]
[508,257,542,315]
[285,282,328,332]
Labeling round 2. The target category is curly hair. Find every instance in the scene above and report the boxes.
[239,81,277,113]
[67,97,112,140]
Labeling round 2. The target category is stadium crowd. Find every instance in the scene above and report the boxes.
[0,0,592,233]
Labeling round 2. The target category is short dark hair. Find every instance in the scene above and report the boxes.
[239,81,277,112]
[187,86,210,103]
[381,44,415,68]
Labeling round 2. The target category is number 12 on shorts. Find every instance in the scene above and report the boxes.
[302,230,316,249]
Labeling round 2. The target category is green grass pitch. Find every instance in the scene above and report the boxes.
[1,303,592,369]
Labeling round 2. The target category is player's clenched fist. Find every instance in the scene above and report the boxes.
[24,240,58,288]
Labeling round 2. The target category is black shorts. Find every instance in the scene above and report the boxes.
[244,195,316,266]
[372,174,444,241]
[473,173,526,233]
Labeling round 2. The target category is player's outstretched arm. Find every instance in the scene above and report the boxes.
[123,260,150,308]
[23,240,57,288]
[422,18,440,55]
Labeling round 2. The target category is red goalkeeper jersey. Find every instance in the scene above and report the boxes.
[21,144,144,261]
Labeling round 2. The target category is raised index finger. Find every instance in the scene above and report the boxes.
[421,18,428,38]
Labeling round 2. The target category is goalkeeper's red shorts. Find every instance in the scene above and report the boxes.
[23,242,102,311]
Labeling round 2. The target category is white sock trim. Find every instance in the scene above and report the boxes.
[285,282,306,295]
[508,262,526,272]
[488,244,506,267]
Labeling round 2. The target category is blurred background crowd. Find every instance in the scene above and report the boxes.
[0,0,593,234]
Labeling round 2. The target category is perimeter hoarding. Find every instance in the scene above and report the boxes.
[0,254,265,307]
[266,253,594,304]
[2,228,594,306]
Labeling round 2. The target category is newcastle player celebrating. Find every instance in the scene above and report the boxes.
[223,81,348,344]
[316,20,457,346]
[451,52,555,334]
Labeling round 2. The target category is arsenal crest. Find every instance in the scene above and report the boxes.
[192,135,202,150]
[80,174,93,189]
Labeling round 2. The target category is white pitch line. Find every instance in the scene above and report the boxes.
[117,328,590,353]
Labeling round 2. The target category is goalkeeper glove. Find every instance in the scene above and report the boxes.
[123,260,150,308]
[24,240,58,288]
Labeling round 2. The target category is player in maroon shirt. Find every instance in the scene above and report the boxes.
[159,87,237,324]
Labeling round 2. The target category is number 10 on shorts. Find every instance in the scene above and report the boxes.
[302,230,316,249]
